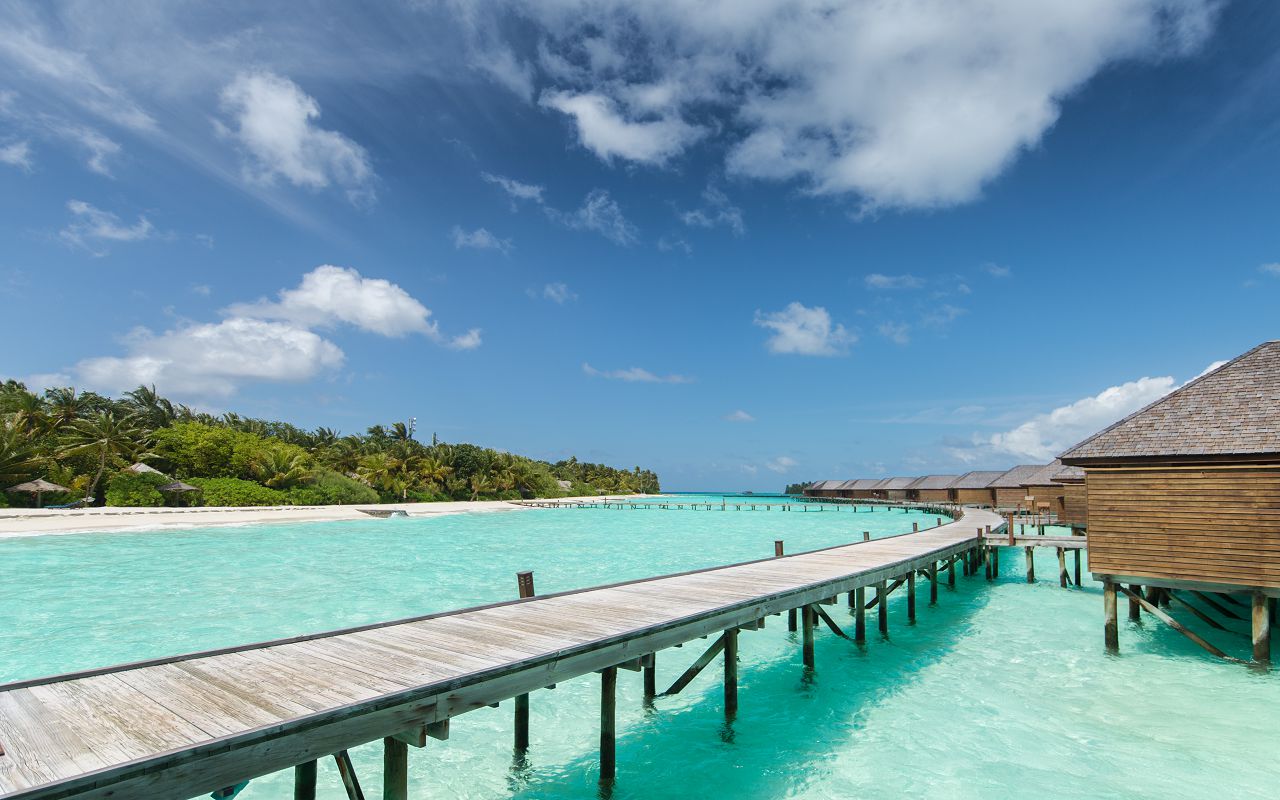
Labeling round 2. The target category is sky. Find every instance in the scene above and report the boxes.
[1,0,1278,491]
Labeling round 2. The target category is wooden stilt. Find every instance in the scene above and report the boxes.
[599,666,617,787]
[1253,591,1271,666]
[907,571,916,622]
[929,562,938,605]
[854,587,866,642]
[788,608,797,632]
[294,761,317,800]
[334,750,365,800]
[1103,580,1118,653]
[643,655,656,701]
[1074,548,1082,586]
[1057,548,1068,588]
[724,628,738,716]
[1025,547,1035,583]
[991,546,999,576]
[1120,586,1239,662]
[983,545,992,580]
[382,737,408,800]
[1191,590,1245,620]
[513,693,529,753]
[948,557,956,587]
[1128,585,1142,621]
[802,605,815,668]
[877,581,888,635]
[1167,592,1227,630]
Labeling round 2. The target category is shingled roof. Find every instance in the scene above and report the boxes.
[1052,465,1085,482]
[1021,461,1065,486]
[809,480,843,490]
[989,465,1048,487]
[948,471,1005,489]
[1060,341,1280,463]
[849,478,883,490]
[907,474,959,490]
[834,479,860,490]
[878,476,918,490]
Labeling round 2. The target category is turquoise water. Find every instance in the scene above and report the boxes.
[2,498,1275,799]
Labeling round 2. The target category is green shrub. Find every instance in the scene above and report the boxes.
[306,469,379,505]
[105,471,167,507]
[187,477,285,507]
[285,486,327,506]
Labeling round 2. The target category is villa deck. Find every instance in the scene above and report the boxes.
[0,507,1003,800]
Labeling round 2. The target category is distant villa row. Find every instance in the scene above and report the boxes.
[802,464,1086,523]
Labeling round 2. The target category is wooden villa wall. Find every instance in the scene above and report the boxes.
[993,487,1032,508]
[1023,485,1067,516]
[885,489,911,500]
[951,488,994,506]
[1060,482,1087,526]
[915,489,951,502]
[1085,466,1280,589]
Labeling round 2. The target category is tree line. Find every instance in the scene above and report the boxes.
[0,382,660,507]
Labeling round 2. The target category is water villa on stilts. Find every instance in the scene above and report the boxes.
[907,475,959,503]
[947,471,1004,507]
[1060,340,1280,665]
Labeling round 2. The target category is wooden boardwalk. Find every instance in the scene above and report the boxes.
[0,507,1004,800]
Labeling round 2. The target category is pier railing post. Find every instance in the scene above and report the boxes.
[1104,580,1119,653]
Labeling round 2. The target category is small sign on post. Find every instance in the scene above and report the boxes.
[516,571,536,599]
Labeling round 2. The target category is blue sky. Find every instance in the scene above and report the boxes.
[1,1,1278,490]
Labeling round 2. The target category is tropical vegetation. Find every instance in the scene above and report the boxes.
[0,381,660,507]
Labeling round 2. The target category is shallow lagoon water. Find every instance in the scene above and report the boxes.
[2,498,1275,799]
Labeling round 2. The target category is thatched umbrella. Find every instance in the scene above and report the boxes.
[125,462,166,476]
[158,480,201,507]
[7,478,70,508]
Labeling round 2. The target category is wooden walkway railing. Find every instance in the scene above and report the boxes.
[0,507,1004,800]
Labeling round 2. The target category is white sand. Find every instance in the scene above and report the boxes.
[0,495,653,538]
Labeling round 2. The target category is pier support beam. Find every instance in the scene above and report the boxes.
[382,737,408,800]
[854,587,866,642]
[877,581,889,636]
[600,666,617,788]
[907,571,916,622]
[1074,549,1082,587]
[1128,585,1142,621]
[929,562,938,605]
[802,605,815,668]
[1104,580,1119,653]
[643,654,656,702]
[948,557,956,587]
[334,751,365,800]
[1057,549,1069,588]
[991,546,999,576]
[294,761,317,800]
[1253,591,1271,666]
[724,628,739,716]
[1025,547,1035,583]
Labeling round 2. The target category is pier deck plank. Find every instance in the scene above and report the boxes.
[0,508,1002,800]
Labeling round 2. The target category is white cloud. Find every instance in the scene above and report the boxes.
[481,171,545,203]
[59,199,154,255]
[985,263,1013,278]
[59,124,119,176]
[539,282,577,304]
[724,410,755,423]
[681,187,745,235]
[447,328,484,350]
[657,235,691,255]
[451,225,512,254]
[878,321,911,345]
[218,71,374,203]
[0,140,32,170]
[1260,263,1280,277]
[766,456,798,474]
[865,273,923,290]
[754,302,855,356]
[547,188,638,245]
[583,363,692,384]
[76,317,345,398]
[229,265,445,339]
[540,90,704,165]
[482,0,1217,209]
[191,284,211,297]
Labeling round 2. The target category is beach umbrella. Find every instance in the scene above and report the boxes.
[125,462,166,476]
[6,478,70,508]
[158,480,201,506]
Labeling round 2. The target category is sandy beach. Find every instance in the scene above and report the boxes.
[0,495,650,538]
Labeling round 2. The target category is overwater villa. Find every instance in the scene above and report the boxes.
[906,475,958,503]
[946,470,1005,506]
[987,464,1048,510]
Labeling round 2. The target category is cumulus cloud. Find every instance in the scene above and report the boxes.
[469,0,1217,209]
[680,187,745,235]
[1260,263,1280,277]
[481,171,545,203]
[218,71,374,203]
[766,456,798,474]
[540,90,705,165]
[451,225,512,253]
[865,273,923,290]
[538,282,577,304]
[229,265,445,338]
[59,199,154,255]
[985,263,1013,278]
[447,328,484,350]
[76,317,345,397]
[878,321,911,345]
[0,140,32,170]
[546,188,638,245]
[724,410,755,423]
[754,302,855,356]
[583,363,693,383]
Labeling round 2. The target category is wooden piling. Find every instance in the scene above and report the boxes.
[600,666,617,786]
[929,562,938,604]
[294,761,317,800]
[1057,548,1068,588]
[802,606,815,668]
[382,737,408,800]
[907,571,916,622]
[776,540,797,631]
[1128,584,1142,621]
[877,580,889,635]
[854,587,866,642]
[643,654,656,701]
[1104,580,1118,652]
[724,628,739,715]
[1074,549,1082,587]
[948,557,956,587]
[1025,547,1035,583]
[514,571,536,753]
[1253,591,1271,666]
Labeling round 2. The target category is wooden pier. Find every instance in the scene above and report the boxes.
[515,498,961,516]
[0,507,1003,800]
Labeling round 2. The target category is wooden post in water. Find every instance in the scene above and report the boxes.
[1104,580,1119,652]
[1129,585,1142,621]
[876,581,889,635]
[643,654,657,702]
[294,761,317,800]
[514,571,536,754]
[382,737,408,800]
[913,522,919,532]
[600,666,618,787]
[1074,549,1082,587]
[929,562,938,604]
[863,531,871,542]
[854,587,867,642]
[1057,548,1069,588]
[724,628,739,715]
[802,606,815,668]
[1025,547,1035,583]
[776,541,797,632]
[948,557,956,587]
[907,571,916,622]
[1253,591,1271,666]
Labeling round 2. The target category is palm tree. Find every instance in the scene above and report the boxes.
[124,385,175,430]
[0,420,40,485]
[418,456,453,493]
[390,421,413,441]
[250,447,311,489]
[58,412,151,502]
[469,473,495,501]
[44,387,86,428]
